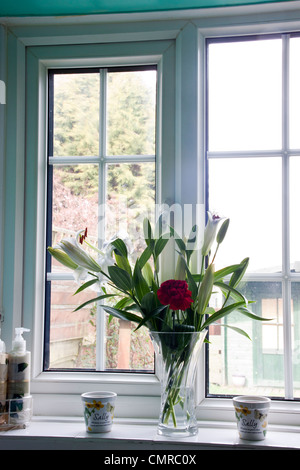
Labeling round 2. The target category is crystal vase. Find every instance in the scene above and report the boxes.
[150,330,207,437]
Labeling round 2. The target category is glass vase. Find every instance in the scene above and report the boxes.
[150,330,207,437]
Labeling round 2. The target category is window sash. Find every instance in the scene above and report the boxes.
[45,65,157,372]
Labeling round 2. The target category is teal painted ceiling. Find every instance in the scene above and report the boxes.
[0,0,295,17]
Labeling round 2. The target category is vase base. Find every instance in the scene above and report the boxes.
[157,425,198,438]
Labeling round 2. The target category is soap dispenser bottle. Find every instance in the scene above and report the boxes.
[7,328,31,399]
[0,329,8,409]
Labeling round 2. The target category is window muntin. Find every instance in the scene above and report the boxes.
[45,66,157,372]
[206,34,300,400]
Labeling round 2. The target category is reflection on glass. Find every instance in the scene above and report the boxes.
[51,165,99,264]
[107,70,156,156]
[208,157,282,273]
[208,281,284,397]
[53,73,100,157]
[290,38,300,149]
[106,162,155,255]
[208,39,282,151]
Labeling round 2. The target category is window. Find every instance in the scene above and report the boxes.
[206,34,300,400]
[45,66,157,372]
[4,6,300,423]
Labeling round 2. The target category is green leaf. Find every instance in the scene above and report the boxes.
[197,263,215,316]
[169,226,186,254]
[201,301,245,329]
[138,245,153,269]
[213,264,242,282]
[178,254,198,300]
[154,237,169,258]
[114,253,132,276]
[143,218,154,247]
[237,306,271,322]
[185,225,198,262]
[214,280,247,304]
[73,293,117,311]
[133,262,150,301]
[108,265,133,292]
[135,304,168,331]
[110,238,128,258]
[140,291,157,314]
[74,278,98,295]
[142,262,154,286]
[114,297,135,310]
[229,257,249,288]
[219,323,251,340]
[101,305,142,324]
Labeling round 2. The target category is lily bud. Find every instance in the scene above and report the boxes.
[175,254,186,280]
[216,218,230,245]
[201,212,222,256]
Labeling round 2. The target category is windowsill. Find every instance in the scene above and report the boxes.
[0,416,299,450]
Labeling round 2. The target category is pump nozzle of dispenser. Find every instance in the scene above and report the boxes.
[12,328,30,353]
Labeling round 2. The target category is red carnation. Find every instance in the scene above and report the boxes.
[157,280,193,311]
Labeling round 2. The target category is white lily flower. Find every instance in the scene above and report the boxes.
[58,237,102,272]
[201,211,222,256]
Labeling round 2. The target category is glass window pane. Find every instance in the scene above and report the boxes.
[208,157,282,273]
[53,73,100,157]
[106,70,156,156]
[290,38,300,149]
[106,162,155,254]
[208,281,284,397]
[290,157,300,271]
[51,164,99,272]
[291,282,300,398]
[105,318,154,371]
[47,279,97,369]
[208,39,282,151]
[47,280,154,372]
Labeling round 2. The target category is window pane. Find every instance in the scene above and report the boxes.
[106,70,156,156]
[290,157,300,271]
[208,282,284,397]
[291,283,300,398]
[47,279,97,369]
[208,39,282,151]
[290,38,300,149]
[51,164,99,271]
[53,73,100,157]
[208,157,282,273]
[105,317,154,371]
[46,280,154,371]
[106,162,155,253]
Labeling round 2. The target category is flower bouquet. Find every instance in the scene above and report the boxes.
[48,212,264,436]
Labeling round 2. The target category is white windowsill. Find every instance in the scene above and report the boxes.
[0,416,299,450]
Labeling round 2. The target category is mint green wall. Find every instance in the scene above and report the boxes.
[0,0,295,17]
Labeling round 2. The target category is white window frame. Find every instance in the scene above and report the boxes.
[2,2,300,425]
